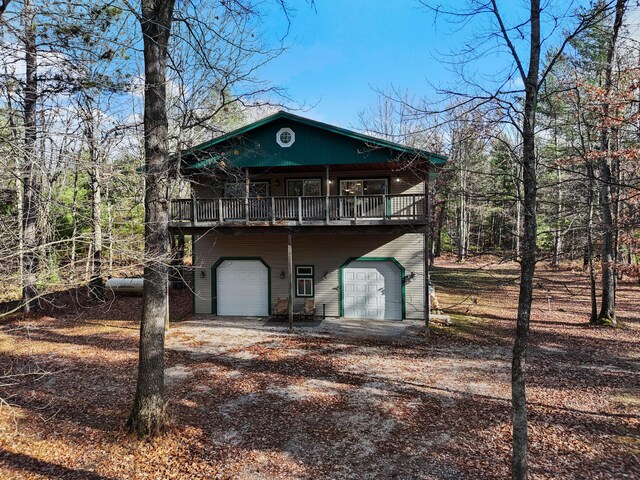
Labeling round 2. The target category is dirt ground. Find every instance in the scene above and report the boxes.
[0,259,638,479]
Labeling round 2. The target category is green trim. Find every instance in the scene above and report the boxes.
[191,234,197,313]
[181,111,447,169]
[295,264,314,297]
[338,257,406,320]
[211,257,272,316]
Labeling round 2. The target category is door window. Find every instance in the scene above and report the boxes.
[286,178,322,197]
[340,179,388,196]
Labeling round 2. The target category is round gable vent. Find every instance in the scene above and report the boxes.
[276,127,295,148]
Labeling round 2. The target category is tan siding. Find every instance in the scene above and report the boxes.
[192,181,220,199]
[193,232,425,319]
[190,170,424,199]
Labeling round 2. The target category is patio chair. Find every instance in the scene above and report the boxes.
[297,298,316,321]
[272,297,289,319]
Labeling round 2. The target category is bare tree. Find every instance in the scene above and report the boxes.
[21,0,38,313]
[126,0,175,438]
[420,1,615,477]
[595,0,627,326]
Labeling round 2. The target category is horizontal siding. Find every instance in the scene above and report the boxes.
[193,232,425,319]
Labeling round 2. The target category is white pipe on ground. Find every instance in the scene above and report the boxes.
[106,278,144,295]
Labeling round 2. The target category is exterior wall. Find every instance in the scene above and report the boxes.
[191,169,424,198]
[192,232,425,320]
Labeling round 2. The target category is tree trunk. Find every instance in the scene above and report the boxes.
[106,183,114,278]
[513,163,522,259]
[6,80,24,287]
[586,163,598,323]
[552,166,562,267]
[434,198,446,257]
[598,157,616,325]
[70,168,79,272]
[457,171,468,262]
[512,1,541,478]
[21,2,39,313]
[127,0,175,438]
[596,0,626,326]
[89,164,104,298]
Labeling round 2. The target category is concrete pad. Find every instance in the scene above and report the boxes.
[171,315,426,341]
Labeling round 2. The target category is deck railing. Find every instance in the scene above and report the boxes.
[170,194,426,224]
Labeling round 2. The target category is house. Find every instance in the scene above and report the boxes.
[170,111,447,321]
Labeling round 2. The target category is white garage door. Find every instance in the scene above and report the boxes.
[217,259,269,316]
[343,260,402,320]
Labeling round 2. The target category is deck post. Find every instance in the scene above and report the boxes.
[354,196,358,224]
[245,168,250,221]
[218,198,223,223]
[297,197,302,223]
[191,193,198,226]
[325,165,330,223]
[271,197,275,224]
[382,193,387,219]
[287,231,294,332]
[424,170,430,328]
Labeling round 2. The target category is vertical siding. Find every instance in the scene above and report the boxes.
[193,232,425,319]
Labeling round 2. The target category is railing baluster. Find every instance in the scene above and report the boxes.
[172,193,427,225]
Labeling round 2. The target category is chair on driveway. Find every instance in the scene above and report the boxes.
[272,297,289,319]
[296,298,316,321]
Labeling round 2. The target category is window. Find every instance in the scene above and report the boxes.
[340,179,388,196]
[295,265,314,297]
[276,127,295,147]
[286,178,322,197]
[224,181,269,198]
[280,130,292,143]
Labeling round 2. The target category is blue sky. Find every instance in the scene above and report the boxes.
[258,0,513,128]
[257,0,640,130]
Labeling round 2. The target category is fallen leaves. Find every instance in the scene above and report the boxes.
[0,261,638,479]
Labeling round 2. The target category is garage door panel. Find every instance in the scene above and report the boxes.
[217,260,268,316]
[343,260,402,320]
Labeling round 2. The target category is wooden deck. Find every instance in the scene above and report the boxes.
[169,194,427,228]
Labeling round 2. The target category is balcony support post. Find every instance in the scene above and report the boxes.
[297,196,302,223]
[245,168,250,222]
[382,193,387,219]
[191,193,197,226]
[354,196,358,225]
[271,197,275,224]
[287,231,294,332]
[218,198,223,223]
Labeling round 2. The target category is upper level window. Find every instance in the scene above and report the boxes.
[286,178,321,197]
[276,127,295,147]
[340,179,388,196]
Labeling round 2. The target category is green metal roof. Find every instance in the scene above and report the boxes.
[181,111,447,171]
